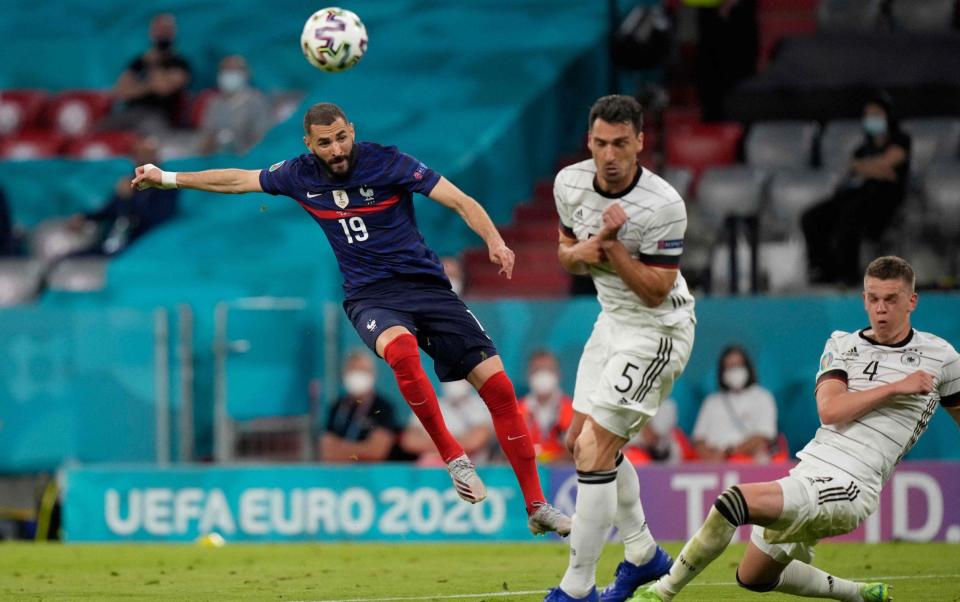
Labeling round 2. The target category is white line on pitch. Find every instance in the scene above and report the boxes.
[293,574,960,602]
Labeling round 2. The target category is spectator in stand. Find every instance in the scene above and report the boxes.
[401,379,495,464]
[198,55,273,155]
[692,345,777,462]
[101,13,191,134]
[321,350,405,462]
[802,92,911,286]
[0,187,15,255]
[518,350,574,463]
[441,255,465,296]
[66,136,178,256]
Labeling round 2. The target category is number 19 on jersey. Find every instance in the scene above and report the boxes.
[339,217,369,243]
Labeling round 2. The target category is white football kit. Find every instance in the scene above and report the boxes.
[753,327,960,564]
[555,160,696,439]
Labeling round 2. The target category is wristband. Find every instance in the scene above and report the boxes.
[161,170,178,189]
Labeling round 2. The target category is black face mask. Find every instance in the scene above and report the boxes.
[154,38,173,51]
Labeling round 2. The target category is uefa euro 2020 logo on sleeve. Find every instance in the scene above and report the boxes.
[820,351,834,371]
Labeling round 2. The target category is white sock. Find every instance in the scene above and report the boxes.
[615,454,656,566]
[559,470,618,598]
[771,561,861,601]
[655,507,738,600]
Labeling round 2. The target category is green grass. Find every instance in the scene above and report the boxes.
[1,542,959,601]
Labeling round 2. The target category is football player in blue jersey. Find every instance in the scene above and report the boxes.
[131,102,570,535]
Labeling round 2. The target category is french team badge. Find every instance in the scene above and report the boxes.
[333,190,350,208]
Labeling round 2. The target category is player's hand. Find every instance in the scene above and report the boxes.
[894,370,935,395]
[598,203,627,241]
[574,237,607,265]
[130,163,163,191]
[488,239,515,279]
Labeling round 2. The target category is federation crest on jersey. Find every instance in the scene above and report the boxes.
[359,185,374,200]
[333,190,350,208]
[901,350,921,367]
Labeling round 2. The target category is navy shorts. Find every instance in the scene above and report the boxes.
[343,275,498,382]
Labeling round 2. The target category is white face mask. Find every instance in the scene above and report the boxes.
[441,380,473,401]
[218,70,247,93]
[722,366,750,391]
[529,370,559,396]
[343,370,374,397]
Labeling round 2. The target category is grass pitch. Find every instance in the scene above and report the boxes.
[2,541,958,601]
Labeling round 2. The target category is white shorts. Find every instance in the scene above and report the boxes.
[572,311,695,439]
[751,460,878,564]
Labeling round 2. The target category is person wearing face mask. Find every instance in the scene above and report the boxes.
[101,13,192,135]
[692,345,777,463]
[801,92,911,287]
[400,378,495,464]
[518,350,574,463]
[321,351,405,462]
[198,55,273,156]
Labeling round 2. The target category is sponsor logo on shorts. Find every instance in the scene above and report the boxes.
[366,319,377,332]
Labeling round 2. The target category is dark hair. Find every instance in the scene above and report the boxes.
[865,255,915,291]
[303,102,348,133]
[717,345,757,391]
[588,95,643,133]
[528,349,558,365]
[864,90,902,136]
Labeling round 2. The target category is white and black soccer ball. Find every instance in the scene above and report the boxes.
[300,7,368,72]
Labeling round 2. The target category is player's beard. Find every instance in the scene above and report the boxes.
[319,146,358,179]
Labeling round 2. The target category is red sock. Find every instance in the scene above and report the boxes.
[383,334,463,463]
[478,371,546,514]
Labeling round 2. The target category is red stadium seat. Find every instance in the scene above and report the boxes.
[190,88,219,128]
[0,130,66,160]
[0,89,48,137]
[47,90,113,137]
[665,123,743,176]
[65,131,139,159]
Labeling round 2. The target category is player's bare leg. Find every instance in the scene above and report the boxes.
[466,355,571,535]
[635,483,891,602]
[546,418,627,601]
[376,326,484,503]
[565,412,671,602]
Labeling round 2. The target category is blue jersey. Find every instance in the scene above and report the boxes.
[259,142,447,298]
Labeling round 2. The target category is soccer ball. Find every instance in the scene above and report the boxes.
[300,7,368,72]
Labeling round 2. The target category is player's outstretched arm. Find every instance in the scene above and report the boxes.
[816,370,934,425]
[428,177,514,278]
[131,163,263,194]
[597,203,676,307]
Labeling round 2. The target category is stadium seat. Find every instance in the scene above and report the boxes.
[665,123,743,177]
[65,130,139,159]
[923,161,960,238]
[660,166,693,200]
[819,119,864,170]
[0,258,45,307]
[29,218,99,261]
[696,166,769,227]
[0,89,47,137]
[0,130,66,160]
[745,120,819,169]
[47,90,113,137]
[890,0,957,32]
[764,168,839,240]
[189,88,218,128]
[902,117,960,176]
[46,257,108,292]
[817,0,883,31]
[662,106,701,133]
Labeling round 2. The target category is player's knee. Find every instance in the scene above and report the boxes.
[477,371,517,415]
[713,485,750,527]
[564,430,577,456]
[735,569,778,593]
[383,333,419,368]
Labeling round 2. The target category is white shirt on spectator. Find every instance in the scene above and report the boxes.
[692,384,777,451]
